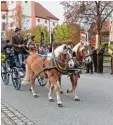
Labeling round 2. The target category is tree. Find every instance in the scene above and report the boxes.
[31,26,49,45]
[6,29,14,40]
[54,24,80,44]
[54,24,69,41]
[61,1,113,72]
[61,1,113,47]
[68,24,80,44]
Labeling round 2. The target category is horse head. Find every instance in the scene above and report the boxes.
[73,42,92,64]
[54,44,75,69]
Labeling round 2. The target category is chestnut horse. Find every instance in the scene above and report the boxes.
[22,44,75,107]
[59,42,92,101]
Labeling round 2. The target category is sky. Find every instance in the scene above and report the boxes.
[37,1,64,24]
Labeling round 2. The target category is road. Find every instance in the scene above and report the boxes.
[1,74,113,125]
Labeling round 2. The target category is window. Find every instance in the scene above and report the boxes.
[45,20,47,24]
[37,19,40,22]
[2,23,6,31]
[53,22,55,26]
[25,1,28,3]
[2,15,5,19]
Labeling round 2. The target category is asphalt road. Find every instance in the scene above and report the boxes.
[1,75,113,125]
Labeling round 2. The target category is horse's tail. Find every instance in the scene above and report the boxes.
[21,64,30,85]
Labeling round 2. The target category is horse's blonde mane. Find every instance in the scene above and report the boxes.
[54,44,66,57]
[73,43,81,54]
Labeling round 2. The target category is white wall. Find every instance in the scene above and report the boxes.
[7,1,16,30]
[50,19,58,32]
[22,17,32,30]
[36,17,58,32]
[21,1,32,17]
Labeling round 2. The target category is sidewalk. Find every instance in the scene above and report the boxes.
[1,100,37,125]
[1,112,15,125]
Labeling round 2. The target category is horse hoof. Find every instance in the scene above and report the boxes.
[67,89,72,93]
[34,95,38,98]
[74,98,80,101]
[49,99,54,102]
[58,103,63,107]
[60,91,63,94]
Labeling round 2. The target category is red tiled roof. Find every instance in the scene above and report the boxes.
[35,2,59,20]
[1,1,8,11]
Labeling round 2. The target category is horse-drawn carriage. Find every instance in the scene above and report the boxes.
[1,40,92,107]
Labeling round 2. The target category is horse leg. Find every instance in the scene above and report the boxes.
[49,77,63,107]
[48,84,54,102]
[21,64,30,85]
[71,75,80,101]
[30,72,38,98]
[58,76,64,94]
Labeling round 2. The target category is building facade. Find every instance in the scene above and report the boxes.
[1,1,8,39]
[6,1,59,32]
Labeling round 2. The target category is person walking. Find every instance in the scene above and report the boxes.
[92,48,97,72]
[98,46,105,74]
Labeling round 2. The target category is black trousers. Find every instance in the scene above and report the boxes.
[99,55,103,73]
[86,62,93,73]
[93,54,97,72]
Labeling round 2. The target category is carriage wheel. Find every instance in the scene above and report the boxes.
[11,67,21,90]
[37,77,47,86]
[1,62,10,85]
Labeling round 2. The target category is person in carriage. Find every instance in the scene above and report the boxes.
[25,35,38,55]
[12,27,25,68]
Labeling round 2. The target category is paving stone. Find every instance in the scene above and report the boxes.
[13,119,23,124]
[17,123,26,125]
[20,117,28,121]
[2,117,13,125]
[1,100,37,125]
[7,112,15,117]
[26,122,34,125]
[11,117,19,121]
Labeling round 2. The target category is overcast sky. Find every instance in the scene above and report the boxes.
[38,1,64,24]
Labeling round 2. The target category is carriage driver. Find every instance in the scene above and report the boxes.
[12,27,25,68]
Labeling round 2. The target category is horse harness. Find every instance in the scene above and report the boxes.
[37,53,69,78]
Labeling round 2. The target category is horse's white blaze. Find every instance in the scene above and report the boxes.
[85,56,92,64]
[68,59,75,68]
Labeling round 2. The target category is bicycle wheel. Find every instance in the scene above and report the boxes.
[11,67,21,90]
[1,62,10,85]
[37,77,48,86]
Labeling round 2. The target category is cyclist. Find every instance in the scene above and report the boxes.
[12,27,25,68]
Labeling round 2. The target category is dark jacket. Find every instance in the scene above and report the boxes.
[12,35,24,54]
